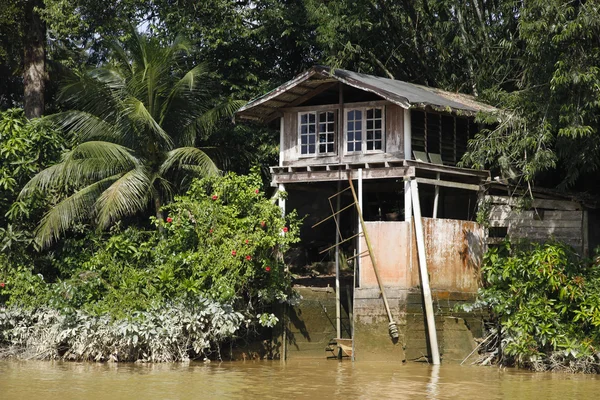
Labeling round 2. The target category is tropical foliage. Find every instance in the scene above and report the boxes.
[20,31,243,247]
[467,241,600,373]
[0,171,299,361]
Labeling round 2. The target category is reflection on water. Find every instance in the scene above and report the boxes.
[0,360,599,400]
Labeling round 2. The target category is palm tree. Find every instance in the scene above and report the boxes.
[20,32,243,247]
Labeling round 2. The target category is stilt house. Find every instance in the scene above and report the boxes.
[236,66,495,363]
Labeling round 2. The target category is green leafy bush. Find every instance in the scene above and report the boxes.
[471,240,600,372]
[0,171,300,361]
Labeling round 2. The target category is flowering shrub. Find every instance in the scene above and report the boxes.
[0,171,300,361]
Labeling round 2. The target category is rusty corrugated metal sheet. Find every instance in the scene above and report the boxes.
[359,219,484,292]
[236,66,497,122]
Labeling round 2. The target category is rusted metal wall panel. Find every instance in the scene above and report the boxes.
[359,222,412,288]
[420,218,483,292]
[360,219,483,292]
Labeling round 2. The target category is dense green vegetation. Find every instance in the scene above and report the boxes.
[468,241,600,372]
[0,170,299,360]
[0,0,599,365]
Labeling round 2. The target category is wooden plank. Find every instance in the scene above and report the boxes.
[282,99,392,113]
[486,196,581,210]
[492,219,582,228]
[285,81,338,108]
[385,104,404,157]
[271,166,415,185]
[415,177,480,191]
[404,160,490,179]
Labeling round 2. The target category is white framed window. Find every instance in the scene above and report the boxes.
[298,111,336,156]
[345,107,385,154]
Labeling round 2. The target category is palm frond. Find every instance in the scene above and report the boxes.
[159,147,219,177]
[95,167,153,229]
[194,99,247,137]
[122,96,174,149]
[34,176,119,248]
[159,64,212,128]
[20,142,139,197]
[49,110,123,144]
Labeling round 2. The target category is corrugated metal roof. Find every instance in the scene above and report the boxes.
[236,66,497,122]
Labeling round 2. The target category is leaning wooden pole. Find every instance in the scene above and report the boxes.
[409,179,441,365]
[348,177,399,339]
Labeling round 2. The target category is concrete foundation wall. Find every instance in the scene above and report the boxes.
[285,286,483,363]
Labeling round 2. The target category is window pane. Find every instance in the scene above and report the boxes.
[356,142,362,151]
[375,131,382,140]
[308,135,315,144]
[301,145,307,154]
[309,114,315,123]
[301,114,308,124]
[347,143,353,152]
[319,144,326,153]
[301,125,307,134]
[355,131,362,140]
[367,142,373,150]
[355,121,361,130]
[375,120,382,129]
[367,132,373,140]
[367,120,373,130]
[327,144,334,153]
[375,141,382,150]
[308,144,315,153]
[355,110,362,119]
[367,109,373,119]
[319,113,326,123]
[301,136,307,145]
[309,124,315,133]
[375,108,382,118]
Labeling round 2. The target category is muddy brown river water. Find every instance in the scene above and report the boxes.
[0,360,599,399]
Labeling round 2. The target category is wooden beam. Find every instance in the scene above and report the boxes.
[404,160,490,179]
[415,177,480,191]
[486,195,582,211]
[282,99,392,113]
[271,166,415,185]
[285,81,339,108]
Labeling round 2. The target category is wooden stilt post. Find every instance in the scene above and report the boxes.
[335,180,342,358]
[278,183,287,362]
[409,179,441,365]
[357,168,363,285]
[433,173,440,219]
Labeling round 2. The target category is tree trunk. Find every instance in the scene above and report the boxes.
[23,0,45,119]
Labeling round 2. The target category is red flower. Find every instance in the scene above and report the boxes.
[166,217,173,223]
[255,189,259,194]
[244,239,249,244]
[245,255,252,261]
[212,195,218,200]
[0,282,4,288]
[209,229,213,234]
[282,227,288,233]
[260,221,266,228]
[231,250,237,256]
[265,266,271,272]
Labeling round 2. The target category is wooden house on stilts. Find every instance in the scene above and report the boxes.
[235,66,596,363]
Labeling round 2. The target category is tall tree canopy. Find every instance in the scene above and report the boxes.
[21,32,242,247]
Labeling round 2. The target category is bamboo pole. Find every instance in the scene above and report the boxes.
[348,177,398,339]
[409,179,440,365]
